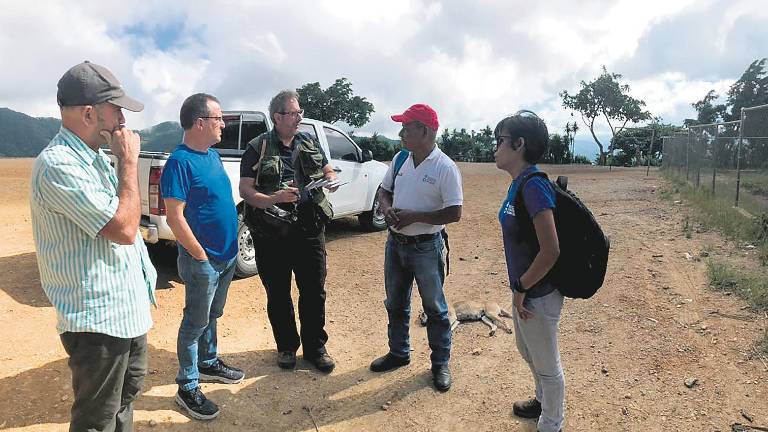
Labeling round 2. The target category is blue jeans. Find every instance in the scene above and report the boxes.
[384,233,451,365]
[175,248,236,391]
[513,290,565,432]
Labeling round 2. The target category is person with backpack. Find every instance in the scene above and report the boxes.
[495,110,564,432]
[368,104,463,392]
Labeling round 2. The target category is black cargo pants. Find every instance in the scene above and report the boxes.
[254,226,329,358]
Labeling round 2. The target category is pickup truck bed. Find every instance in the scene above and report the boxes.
[111,111,389,277]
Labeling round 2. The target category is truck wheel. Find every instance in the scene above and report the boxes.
[358,193,387,232]
[235,217,258,278]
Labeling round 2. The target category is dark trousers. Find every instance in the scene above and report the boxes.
[60,332,148,432]
[254,228,328,357]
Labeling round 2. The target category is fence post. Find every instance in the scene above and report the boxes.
[695,128,701,188]
[686,130,691,181]
[647,128,655,176]
[711,127,717,196]
[735,108,745,207]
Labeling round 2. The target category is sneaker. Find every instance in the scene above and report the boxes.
[306,352,335,373]
[369,353,410,372]
[199,359,245,384]
[513,397,542,419]
[175,387,220,421]
[277,350,297,369]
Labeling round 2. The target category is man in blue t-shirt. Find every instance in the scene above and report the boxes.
[161,93,243,421]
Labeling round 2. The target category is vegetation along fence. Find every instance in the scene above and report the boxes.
[661,104,768,243]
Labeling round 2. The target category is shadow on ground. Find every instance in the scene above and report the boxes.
[1,344,430,431]
[0,252,49,307]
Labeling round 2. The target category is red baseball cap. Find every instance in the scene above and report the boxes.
[391,103,439,131]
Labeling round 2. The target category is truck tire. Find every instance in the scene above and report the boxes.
[235,216,258,278]
[358,193,387,232]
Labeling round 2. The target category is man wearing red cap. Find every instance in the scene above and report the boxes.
[369,103,463,392]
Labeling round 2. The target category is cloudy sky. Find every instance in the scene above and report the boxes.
[1,0,766,156]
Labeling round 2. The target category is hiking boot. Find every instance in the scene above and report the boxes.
[431,364,451,392]
[199,359,245,384]
[306,352,336,373]
[277,351,297,369]
[513,397,542,419]
[369,353,410,372]
[175,387,220,421]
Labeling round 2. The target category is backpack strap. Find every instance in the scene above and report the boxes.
[513,171,550,248]
[390,150,410,192]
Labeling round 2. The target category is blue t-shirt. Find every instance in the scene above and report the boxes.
[161,144,238,261]
[499,165,557,298]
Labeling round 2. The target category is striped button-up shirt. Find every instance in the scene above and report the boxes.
[30,127,157,339]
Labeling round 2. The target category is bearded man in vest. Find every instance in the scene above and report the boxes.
[239,90,337,373]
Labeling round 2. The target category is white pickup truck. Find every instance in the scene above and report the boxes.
[119,111,388,277]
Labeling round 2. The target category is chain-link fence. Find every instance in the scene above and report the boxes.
[661,105,768,217]
[738,105,768,217]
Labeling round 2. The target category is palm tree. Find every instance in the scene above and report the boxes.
[564,121,579,164]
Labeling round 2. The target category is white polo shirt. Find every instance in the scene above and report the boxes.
[381,146,463,236]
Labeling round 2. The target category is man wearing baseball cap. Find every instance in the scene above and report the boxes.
[30,61,157,431]
[369,103,463,392]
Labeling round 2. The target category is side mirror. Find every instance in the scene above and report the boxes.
[362,149,373,162]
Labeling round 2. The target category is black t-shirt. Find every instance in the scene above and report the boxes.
[240,131,329,181]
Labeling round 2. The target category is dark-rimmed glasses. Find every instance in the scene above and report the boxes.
[200,116,224,123]
[278,109,304,118]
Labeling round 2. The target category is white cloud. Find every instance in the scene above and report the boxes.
[132,52,211,126]
[0,0,765,142]
[629,72,732,124]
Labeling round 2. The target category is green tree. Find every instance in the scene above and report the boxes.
[296,78,374,127]
[542,133,572,164]
[351,131,399,161]
[611,123,683,166]
[439,128,474,161]
[573,155,592,164]
[437,127,496,162]
[560,66,652,165]
[725,58,768,121]
[684,90,727,126]
[564,121,579,163]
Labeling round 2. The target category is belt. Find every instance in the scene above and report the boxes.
[388,229,439,244]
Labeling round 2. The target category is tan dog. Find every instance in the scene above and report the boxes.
[419,300,513,336]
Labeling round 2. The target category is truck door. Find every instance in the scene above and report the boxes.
[320,126,369,216]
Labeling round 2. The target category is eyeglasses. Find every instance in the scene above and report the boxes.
[495,135,512,149]
[200,116,224,123]
[278,109,304,118]
[495,135,524,150]
[514,109,540,118]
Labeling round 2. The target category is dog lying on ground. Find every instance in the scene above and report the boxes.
[419,300,514,336]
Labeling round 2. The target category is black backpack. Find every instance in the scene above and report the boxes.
[514,172,609,299]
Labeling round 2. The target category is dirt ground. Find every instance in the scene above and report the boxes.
[1,158,767,432]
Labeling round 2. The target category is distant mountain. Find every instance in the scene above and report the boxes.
[0,107,183,157]
[0,108,61,157]
[139,121,182,153]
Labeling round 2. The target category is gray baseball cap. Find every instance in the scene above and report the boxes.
[57,61,144,112]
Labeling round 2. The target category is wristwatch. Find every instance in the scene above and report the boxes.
[512,278,528,293]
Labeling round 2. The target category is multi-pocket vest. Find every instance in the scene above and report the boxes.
[248,131,333,220]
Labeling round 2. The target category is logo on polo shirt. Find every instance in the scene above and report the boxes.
[422,174,436,184]
[502,201,515,216]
